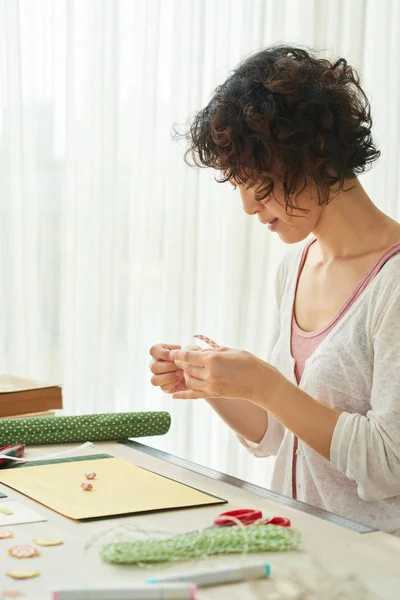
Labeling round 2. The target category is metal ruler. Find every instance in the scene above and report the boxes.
[10,453,112,469]
[122,441,377,534]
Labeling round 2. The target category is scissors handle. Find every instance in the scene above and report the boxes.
[213,509,263,527]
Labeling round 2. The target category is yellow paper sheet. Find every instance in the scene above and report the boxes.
[0,458,226,520]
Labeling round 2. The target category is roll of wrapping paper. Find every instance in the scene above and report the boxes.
[0,412,171,446]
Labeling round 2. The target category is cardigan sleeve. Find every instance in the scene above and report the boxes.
[330,290,400,501]
[238,257,287,458]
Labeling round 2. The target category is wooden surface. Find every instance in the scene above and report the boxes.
[0,441,399,599]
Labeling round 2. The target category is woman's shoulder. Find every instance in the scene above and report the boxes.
[366,251,400,331]
[372,249,400,291]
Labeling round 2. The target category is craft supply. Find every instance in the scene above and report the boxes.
[52,583,196,600]
[148,561,270,587]
[0,508,13,515]
[0,412,171,446]
[186,508,291,534]
[0,530,13,539]
[33,538,63,546]
[11,453,109,470]
[6,569,40,580]
[0,591,25,598]
[0,501,46,526]
[8,545,40,558]
[193,335,220,348]
[0,445,25,468]
[101,523,301,564]
[84,471,96,480]
[0,442,93,464]
[213,508,290,528]
[0,458,225,520]
[80,482,93,491]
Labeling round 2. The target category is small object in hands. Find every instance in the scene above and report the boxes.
[80,482,93,491]
[7,569,40,580]
[0,530,14,539]
[84,471,96,480]
[8,545,40,559]
[193,334,220,348]
[0,508,13,515]
[33,538,64,547]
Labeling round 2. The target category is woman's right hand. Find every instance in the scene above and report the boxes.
[149,344,188,394]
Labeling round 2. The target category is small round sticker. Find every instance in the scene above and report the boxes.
[0,530,14,539]
[7,569,40,579]
[8,545,40,559]
[33,538,64,547]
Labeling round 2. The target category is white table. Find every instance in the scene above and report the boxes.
[0,441,399,599]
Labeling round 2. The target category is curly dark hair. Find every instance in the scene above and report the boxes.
[182,45,380,209]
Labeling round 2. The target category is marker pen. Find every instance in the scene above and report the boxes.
[52,582,196,600]
[148,562,271,587]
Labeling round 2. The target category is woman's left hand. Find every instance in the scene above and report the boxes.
[169,347,283,404]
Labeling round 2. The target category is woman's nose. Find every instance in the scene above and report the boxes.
[241,194,259,216]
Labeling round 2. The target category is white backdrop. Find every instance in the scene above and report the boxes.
[0,0,399,487]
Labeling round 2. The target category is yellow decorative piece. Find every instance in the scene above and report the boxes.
[33,538,63,547]
[6,569,40,580]
[0,508,13,516]
[8,545,40,559]
[0,530,14,539]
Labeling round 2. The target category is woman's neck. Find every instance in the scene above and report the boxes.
[312,179,400,262]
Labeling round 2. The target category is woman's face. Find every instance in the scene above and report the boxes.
[232,179,324,244]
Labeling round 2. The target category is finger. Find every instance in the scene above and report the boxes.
[174,361,205,379]
[161,382,179,393]
[183,374,208,392]
[150,359,180,375]
[170,349,207,366]
[172,390,208,400]
[149,344,181,360]
[151,371,183,387]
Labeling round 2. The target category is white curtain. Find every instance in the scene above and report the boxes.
[0,0,399,487]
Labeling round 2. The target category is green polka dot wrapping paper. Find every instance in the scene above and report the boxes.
[0,412,171,445]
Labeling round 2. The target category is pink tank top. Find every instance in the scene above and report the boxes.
[291,241,400,384]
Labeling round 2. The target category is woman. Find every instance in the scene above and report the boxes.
[149,46,400,533]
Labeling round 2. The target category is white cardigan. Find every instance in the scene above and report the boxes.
[242,242,400,533]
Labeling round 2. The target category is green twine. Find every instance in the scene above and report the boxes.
[100,524,301,565]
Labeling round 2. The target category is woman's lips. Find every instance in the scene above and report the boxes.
[267,218,279,231]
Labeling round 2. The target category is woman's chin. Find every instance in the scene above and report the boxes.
[278,228,312,244]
